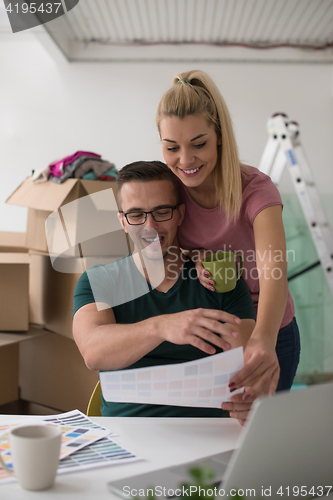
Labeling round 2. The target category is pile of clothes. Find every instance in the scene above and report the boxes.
[31,151,117,184]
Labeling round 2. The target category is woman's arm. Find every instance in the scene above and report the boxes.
[192,205,288,399]
[220,319,256,426]
[229,205,288,397]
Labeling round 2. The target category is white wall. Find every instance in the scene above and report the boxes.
[1,33,333,232]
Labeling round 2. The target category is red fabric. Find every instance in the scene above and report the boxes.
[98,175,117,181]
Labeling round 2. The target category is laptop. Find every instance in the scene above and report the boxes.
[108,381,333,498]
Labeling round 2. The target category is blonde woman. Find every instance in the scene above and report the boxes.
[156,70,300,416]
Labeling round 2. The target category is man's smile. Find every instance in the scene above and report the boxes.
[141,234,165,246]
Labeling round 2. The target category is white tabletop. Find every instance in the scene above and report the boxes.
[0,415,242,499]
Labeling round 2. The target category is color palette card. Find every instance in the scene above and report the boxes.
[0,423,110,475]
[0,410,140,485]
[100,347,244,408]
[57,436,140,474]
[42,409,118,437]
[0,410,117,441]
[0,419,33,439]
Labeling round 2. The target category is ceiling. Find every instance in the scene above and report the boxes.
[2,0,333,62]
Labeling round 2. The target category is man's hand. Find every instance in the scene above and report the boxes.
[222,379,271,426]
[228,336,280,399]
[157,308,242,354]
[221,391,257,426]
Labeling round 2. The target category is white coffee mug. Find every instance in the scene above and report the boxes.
[0,424,62,491]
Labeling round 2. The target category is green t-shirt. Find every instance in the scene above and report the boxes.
[73,256,255,417]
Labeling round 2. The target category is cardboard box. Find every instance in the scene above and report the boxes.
[29,251,121,339]
[19,332,99,412]
[0,253,29,331]
[29,251,82,338]
[6,177,130,258]
[0,343,19,405]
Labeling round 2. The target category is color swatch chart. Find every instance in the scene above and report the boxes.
[57,437,138,472]
[42,409,117,437]
[100,347,244,408]
[0,410,140,485]
[0,424,109,475]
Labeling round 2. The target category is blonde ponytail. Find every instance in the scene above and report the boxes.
[156,70,243,221]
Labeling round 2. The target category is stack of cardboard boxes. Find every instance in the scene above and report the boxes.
[0,232,29,408]
[1,176,130,412]
[0,232,29,332]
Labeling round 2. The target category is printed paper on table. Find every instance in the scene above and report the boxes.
[0,410,140,485]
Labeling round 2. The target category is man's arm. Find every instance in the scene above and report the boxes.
[73,303,243,372]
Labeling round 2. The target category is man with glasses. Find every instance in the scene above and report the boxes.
[73,161,256,421]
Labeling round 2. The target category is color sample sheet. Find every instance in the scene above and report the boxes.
[0,410,140,485]
[100,347,244,408]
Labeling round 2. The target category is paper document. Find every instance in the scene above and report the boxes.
[0,424,109,474]
[0,410,140,485]
[100,347,244,408]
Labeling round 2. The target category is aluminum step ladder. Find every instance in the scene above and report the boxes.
[258,113,333,296]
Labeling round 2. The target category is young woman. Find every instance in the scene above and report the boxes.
[156,70,300,407]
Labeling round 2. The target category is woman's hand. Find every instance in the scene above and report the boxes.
[187,249,216,291]
[229,336,280,398]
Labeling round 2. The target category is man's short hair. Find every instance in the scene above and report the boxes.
[117,161,182,207]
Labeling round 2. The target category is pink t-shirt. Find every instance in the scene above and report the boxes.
[177,165,295,328]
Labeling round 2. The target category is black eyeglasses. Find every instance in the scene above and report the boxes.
[120,205,179,225]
